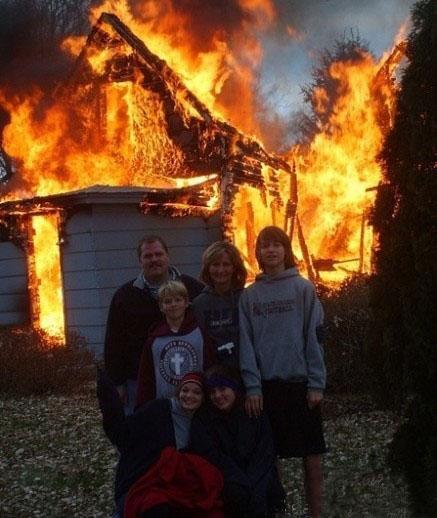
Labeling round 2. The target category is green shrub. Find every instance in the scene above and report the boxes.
[369,0,437,512]
[320,274,373,394]
[0,328,95,396]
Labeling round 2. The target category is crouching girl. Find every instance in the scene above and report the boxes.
[190,364,285,518]
[97,369,224,518]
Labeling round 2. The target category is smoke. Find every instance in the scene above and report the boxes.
[256,0,415,151]
[0,0,91,92]
[131,0,261,52]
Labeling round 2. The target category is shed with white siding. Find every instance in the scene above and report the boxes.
[0,241,29,326]
[0,185,220,355]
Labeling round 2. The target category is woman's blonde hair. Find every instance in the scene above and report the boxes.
[158,280,188,305]
[200,241,247,290]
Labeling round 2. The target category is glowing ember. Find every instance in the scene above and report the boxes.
[29,213,65,341]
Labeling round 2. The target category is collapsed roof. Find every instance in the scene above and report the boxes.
[65,12,291,187]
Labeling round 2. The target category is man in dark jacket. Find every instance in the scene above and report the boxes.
[104,235,204,414]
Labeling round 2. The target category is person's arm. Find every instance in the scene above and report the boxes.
[190,415,251,488]
[239,292,263,417]
[104,291,128,387]
[135,337,156,409]
[303,284,326,407]
[96,368,128,449]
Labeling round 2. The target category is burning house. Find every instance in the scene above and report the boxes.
[0,2,407,351]
[0,13,292,350]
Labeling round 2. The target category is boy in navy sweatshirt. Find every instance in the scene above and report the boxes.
[239,225,326,518]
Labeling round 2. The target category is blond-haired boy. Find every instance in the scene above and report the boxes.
[136,281,215,406]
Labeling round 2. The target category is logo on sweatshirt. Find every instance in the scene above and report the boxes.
[159,339,198,386]
[204,308,236,328]
[252,299,295,317]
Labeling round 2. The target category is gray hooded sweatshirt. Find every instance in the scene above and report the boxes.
[239,267,326,395]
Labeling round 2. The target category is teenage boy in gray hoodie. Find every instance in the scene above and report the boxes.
[239,225,326,518]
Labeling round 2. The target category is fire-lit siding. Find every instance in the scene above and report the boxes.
[0,241,29,326]
[62,203,220,355]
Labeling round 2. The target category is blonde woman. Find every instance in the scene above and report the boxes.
[192,241,247,368]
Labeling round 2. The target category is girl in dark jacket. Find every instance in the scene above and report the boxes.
[97,370,223,518]
[192,241,247,368]
[190,364,285,518]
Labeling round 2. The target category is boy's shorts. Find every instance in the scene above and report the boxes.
[262,380,327,458]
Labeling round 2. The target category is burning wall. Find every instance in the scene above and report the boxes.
[0,185,221,349]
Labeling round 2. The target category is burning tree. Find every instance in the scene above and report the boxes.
[298,31,372,144]
[370,1,437,514]
[286,32,406,283]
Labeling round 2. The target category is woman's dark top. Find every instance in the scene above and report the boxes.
[192,287,243,367]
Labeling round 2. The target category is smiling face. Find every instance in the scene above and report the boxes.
[139,240,170,284]
[178,382,204,411]
[209,386,237,413]
[208,251,235,293]
[159,294,188,323]
[258,239,286,275]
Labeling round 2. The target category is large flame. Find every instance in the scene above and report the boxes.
[229,46,401,283]
[83,0,275,136]
[1,0,276,200]
[288,49,400,283]
[28,212,65,341]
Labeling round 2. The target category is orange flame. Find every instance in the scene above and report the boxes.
[285,49,401,283]
[232,164,291,278]
[81,0,274,136]
[28,212,65,341]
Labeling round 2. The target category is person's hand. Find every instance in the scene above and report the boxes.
[245,394,263,418]
[116,384,127,404]
[307,389,323,409]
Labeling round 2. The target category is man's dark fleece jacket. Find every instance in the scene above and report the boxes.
[104,270,203,385]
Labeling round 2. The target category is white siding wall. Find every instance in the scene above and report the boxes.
[0,242,29,326]
[62,204,221,355]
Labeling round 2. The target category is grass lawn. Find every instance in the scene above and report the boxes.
[0,386,410,517]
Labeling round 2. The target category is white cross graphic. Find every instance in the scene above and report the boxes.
[171,352,185,375]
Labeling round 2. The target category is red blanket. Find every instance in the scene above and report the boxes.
[124,447,224,518]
